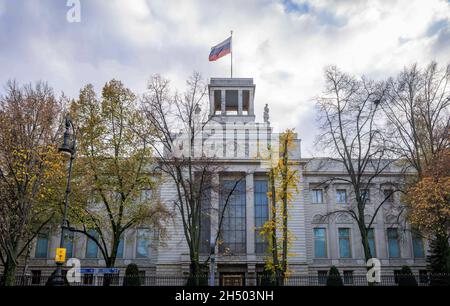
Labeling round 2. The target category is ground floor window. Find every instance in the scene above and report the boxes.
[412,232,425,258]
[83,273,94,285]
[343,270,353,284]
[314,228,327,258]
[219,179,246,255]
[318,270,328,285]
[139,270,146,285]
[35,232,49,258]
[387,228,400,258]
[31,270,41,285]
[393,270,401,284]
[254,179,269,254]
[419,270,428,284]
[338,228,352,258]
[220,273,245,286]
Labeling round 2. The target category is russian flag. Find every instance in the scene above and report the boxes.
[209,36,232,61]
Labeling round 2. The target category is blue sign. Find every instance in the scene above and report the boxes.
[79,268,119,274]
[98,268,120,274]
[79,268,95,274]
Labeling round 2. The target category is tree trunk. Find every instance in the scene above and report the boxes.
[281,192,288,280]
[2,256,17,286]
[189,259,203,286]
[103,255,117,287]
[358,224,374,286]
[269,169,282,285]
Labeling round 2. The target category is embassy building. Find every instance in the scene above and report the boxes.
[24,77,428,285]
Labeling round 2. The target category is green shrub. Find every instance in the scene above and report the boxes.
[123,263,140,286]
[397,266,418,286]
[326,266,343,286]
[428,235,450,286]
[186,274,208,286]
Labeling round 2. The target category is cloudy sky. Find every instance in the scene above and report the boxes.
[0,0,449,156]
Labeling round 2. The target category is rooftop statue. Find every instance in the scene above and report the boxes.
[264,103,270,124]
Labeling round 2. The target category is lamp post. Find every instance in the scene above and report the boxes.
[209,242,216,286]
[48,114,76,286]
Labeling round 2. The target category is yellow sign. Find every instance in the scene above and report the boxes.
[55,248,66,263]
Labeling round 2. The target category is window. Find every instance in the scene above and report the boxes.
[219,179,246,254]
[254,180,269,254]
[214,90,221,114]
[35,232,49,258]
[367,228,376,257]
[31,270,41,285]
[336,189,347,204]
[314,228,327,258]
[136,229,151,258]
[139,189,152,202]
[83,273,94,285]
[394,270,401,284]
[318,271,328,285]
[338,228,352,258]
[225,90,238,114]
[139,271,146,285]
[412,232,425,258]
[85,230,99,258]
[419,270,428,284]
[387,228,400,258]
[63,230,74,258]
[311,189,323,204]
[383,189,394,203]
[104,273,120,285]
[361,189,370,202]
[116,234,125,258]
[242,90,250,114]
[343,271,354,285]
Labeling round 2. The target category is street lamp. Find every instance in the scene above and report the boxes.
[209,242,215,286]
[48,114,76,286]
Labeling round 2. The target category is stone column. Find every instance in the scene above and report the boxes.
[248,90,254,116]
[238,90,243,115]
[329,222,338,261]
[221,90,226,115]
[209,89,215,117]
[246,172,255,255]
[247,263,257,286]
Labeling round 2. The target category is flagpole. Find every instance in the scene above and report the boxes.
[230,30,233,78]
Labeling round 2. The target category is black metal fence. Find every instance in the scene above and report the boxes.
[3,273,450,286]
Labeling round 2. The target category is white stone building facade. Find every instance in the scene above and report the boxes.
[24,77,428,284]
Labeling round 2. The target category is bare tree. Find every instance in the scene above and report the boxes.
[142,72,245,279]
[383,62,450,178]
[315,66,403,268]
[383,62,450,278]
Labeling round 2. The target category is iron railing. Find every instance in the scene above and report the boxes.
[2,273,449,286]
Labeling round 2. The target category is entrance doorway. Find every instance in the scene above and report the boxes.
[220,273,245,286]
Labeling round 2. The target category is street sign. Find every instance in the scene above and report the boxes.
[98,268,120,274]
[79,268,95,274]
[55,248,66,263]
[79,268,119,274]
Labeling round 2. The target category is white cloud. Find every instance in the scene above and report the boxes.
[0,0,449,156]
[0,0,5,16]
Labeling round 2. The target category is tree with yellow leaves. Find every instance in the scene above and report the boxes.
[406,149,450,277]
[261,129,298,285]
[67,80,170,285]
[0,81,66,286]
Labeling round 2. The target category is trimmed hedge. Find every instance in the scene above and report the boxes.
[326,266,343,286]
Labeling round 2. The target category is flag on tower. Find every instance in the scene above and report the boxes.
[209,36,232,61]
